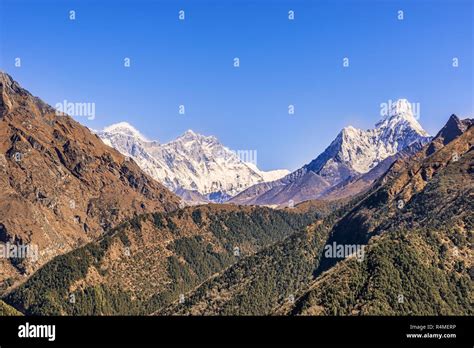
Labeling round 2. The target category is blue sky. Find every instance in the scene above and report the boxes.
[0,0,472,171]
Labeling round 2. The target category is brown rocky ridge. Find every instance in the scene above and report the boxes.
[0,71,180,290]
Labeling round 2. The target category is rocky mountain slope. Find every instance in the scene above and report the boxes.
[230,99,431,206]
[320,140,426,201]
[1,71,470,317]
[0,72,180,289]
[158,115,472,315]
[282,116,473,315]
[98,123,289,203]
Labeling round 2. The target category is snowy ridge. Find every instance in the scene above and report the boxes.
[244,162,291,182]
[309,98,430,177]
[103,122,148,140]
[98,99,430,206]
[97,125,289,202]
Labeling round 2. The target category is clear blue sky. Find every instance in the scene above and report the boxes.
[0,0,472,171]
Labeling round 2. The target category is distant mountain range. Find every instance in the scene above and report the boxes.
[98,99,431,207]
[97,123,289,203]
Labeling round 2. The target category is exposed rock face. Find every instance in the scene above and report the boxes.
[320,140,426,201]
[426,114,473,156]
[0,72,180,287]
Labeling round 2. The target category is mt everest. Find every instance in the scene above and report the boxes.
[97,123,289,203]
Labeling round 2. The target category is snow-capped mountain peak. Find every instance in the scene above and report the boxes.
[298,98,431,182]
[388,98,413,117]
[175,129,218,145]
[103,122,148,140]
[340,125,362,138]
[180,129,198,138]
[97,124,289,202]
[376,98,428,136]
[229,98,432,207]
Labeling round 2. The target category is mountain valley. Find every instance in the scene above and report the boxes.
[0,71,471,317]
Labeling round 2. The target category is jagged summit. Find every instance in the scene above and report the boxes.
[0,71,34,101]
[174,129,219,144]
[426,114,473,155]
[0,71,51,118]
[376,98,427,136]
[0,71,15,87]
[103,122,148,140]
[183,129,196,136]
[230,98,432,206]
[98,123,289,201]
[309,98,430,175]
[437,114,473,137]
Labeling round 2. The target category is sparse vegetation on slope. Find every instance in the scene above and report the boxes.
[0,299,22,316]
[3,204,323,315]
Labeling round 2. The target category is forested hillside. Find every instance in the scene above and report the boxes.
[3,204,322,315]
